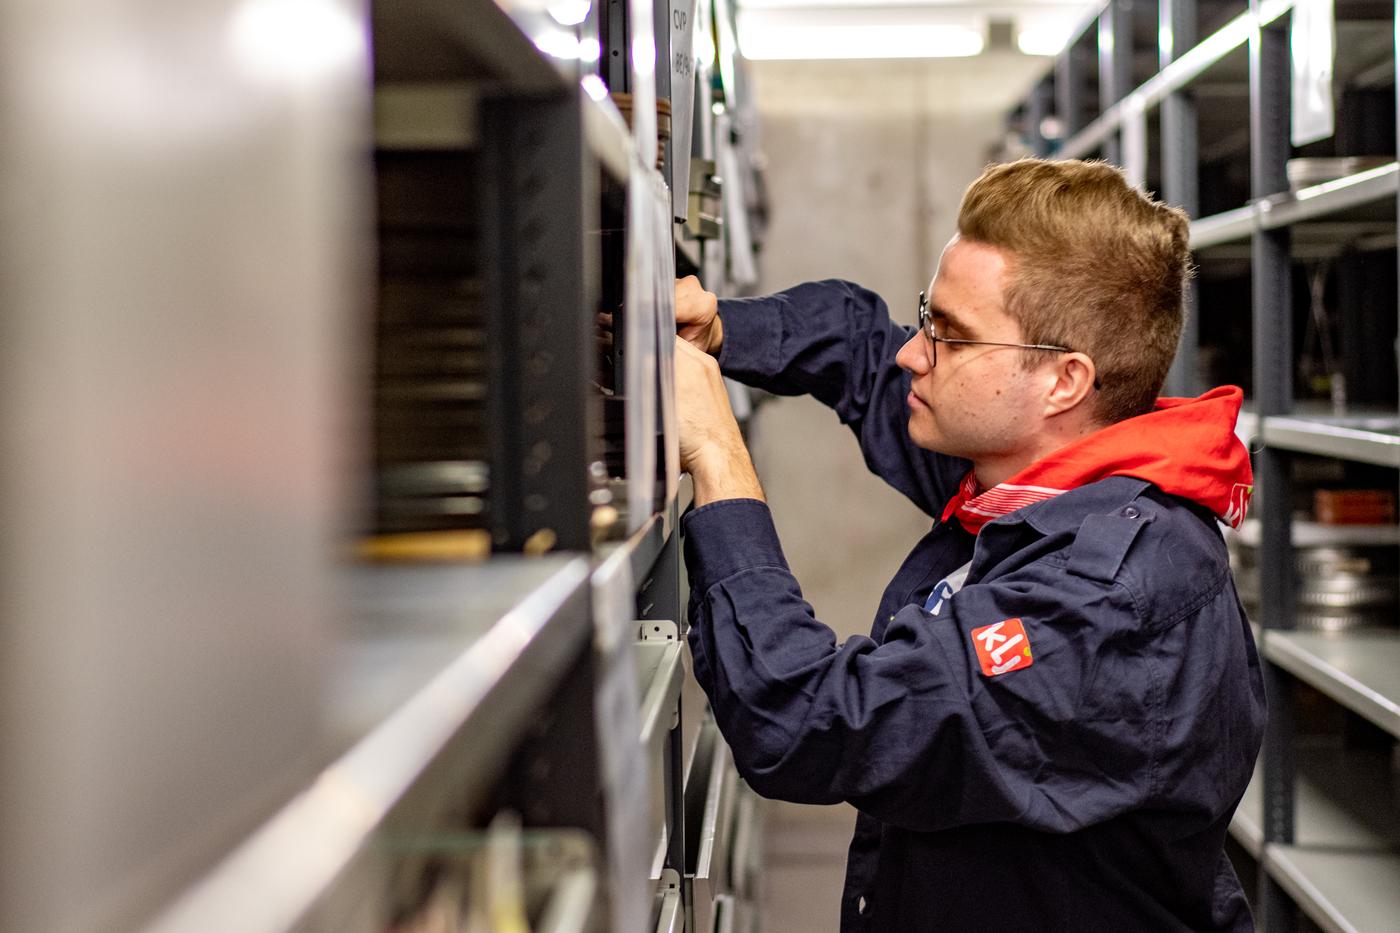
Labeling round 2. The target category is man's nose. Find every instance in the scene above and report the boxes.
[895,331,928,375]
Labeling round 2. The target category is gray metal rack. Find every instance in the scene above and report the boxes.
[1192,162,1399,249]
[1232,742,1400,933]
[1010,1,1400,929]
[1239,410,1400,467]
[147,558,594,932]
[0,0,765,929]
[1265,629,1400,737]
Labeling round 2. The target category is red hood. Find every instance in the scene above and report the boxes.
[943,386,1254,534]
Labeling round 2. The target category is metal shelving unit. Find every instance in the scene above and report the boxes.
[1229,678,1400,933]
[1262,415,1400,467]
[1265,849,1400,933]
[1010,1,1400,929]
[1234,742,1400,933]
[0,0,766,929]
[1231,742,1400,854]
[1238,409,1400,465]
[1264,629,1400,736]
[1058,1,1293,163]
[1191,163,1399,250]
[147,559,595,933]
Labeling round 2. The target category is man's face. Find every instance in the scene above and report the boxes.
[894,236,1051,464]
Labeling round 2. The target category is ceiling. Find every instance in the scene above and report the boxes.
[734,0,1105,59]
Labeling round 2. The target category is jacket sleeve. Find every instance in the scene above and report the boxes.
[716,279,964,516]
[683,498,1159,834]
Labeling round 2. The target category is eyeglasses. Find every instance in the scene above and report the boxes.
[917,291,1079,368]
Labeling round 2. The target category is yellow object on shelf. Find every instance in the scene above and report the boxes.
[355,530,491,563]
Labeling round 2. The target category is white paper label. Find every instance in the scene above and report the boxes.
[1291,0,1335,147]
[669,0,698,220]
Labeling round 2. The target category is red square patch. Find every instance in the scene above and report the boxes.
[971,618,1034,677]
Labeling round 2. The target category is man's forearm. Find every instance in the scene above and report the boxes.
[690,440,765,507]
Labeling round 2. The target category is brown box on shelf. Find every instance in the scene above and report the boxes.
[1314,489,1397,525]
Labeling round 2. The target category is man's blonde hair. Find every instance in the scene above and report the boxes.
[957,159,1192,424]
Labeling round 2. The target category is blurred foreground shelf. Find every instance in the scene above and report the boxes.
[148,556,593,933]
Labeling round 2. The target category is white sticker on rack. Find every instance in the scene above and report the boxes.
[1291,0,1335,147]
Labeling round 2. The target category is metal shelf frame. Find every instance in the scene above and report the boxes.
[1231,740,1400,855]
[1233,741,1400,933]
[1265,848,1400,933]
[0,0,769,926]
[1235,410,1400,466]
[144,0,715,927]
[1058,0,1296,162]
[1263,628,1400,738]
[1190,163,1400,250]
[1262,414,1400,466]
[147,558,595,933]
[1162,0,1201,394]
[1249,7,1301,925]
[372,0,578,91]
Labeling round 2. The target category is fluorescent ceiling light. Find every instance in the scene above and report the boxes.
[1016,24,1075,56]
[1013,4,1099,57]
[740,22,984,59]
[741,0,979,7]
[738,9,986,60]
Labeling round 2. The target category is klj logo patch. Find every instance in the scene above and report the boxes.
[971,618,1034,676]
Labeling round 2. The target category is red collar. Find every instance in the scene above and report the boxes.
[941,387,1253,535]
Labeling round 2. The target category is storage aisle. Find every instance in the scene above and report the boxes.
[7,0,1398,930]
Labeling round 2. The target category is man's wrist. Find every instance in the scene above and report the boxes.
[688,435,764,507]
[708,313,724,356]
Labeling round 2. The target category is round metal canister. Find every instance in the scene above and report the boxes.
[1228,519,1400,631]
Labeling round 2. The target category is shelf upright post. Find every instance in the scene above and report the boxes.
[482,88,600,552]
[1250,1,1298,929]
[1055,36,1088,143]
[1027,78,1054,158]
[606,0,631,91]
[1098,0,1134,165]
[653,0,673,179]
[1161,0,1200,397]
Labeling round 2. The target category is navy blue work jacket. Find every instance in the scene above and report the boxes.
[681,280,1267,931]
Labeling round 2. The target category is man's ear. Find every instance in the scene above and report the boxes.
[1042,353,1097,418]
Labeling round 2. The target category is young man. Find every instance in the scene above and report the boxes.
[672,159,1265,931]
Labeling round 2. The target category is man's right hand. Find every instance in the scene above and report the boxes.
[675,275,723,356]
